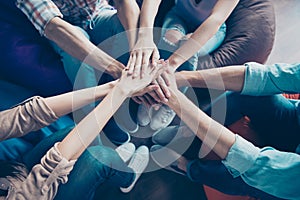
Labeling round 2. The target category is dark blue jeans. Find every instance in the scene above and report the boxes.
[186,159,283,200]
[22,126,135,200]
[206,92,300,152]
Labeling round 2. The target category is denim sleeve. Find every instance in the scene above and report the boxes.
[222,135,300,200]
[16,0,63,36]
[242,62,300,96]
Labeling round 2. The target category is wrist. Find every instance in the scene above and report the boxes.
[138,28,153,38]
[165,88,181,108]
[168,56,184,70]
[114,82,131,98]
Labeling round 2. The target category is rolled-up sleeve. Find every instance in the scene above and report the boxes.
[242,62,300,96]
[16,0,63,36]
[223,135,300,199]
[6,142,76,200]
[0,96,59,141]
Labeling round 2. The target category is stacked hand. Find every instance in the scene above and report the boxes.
[116,60,169,98]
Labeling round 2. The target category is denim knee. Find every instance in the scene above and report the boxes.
[86,146,135,187]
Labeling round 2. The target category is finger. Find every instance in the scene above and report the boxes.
[152,49,160,66]
[132,96,142,104]
[157,76,171,99]
[148,90,162,103]
[144,93,158,106]
[141,51,151,78]
[133,85,159,97]
[153,80,169,103]
[127,53,137,75]
[161,71,171,86]
[133,52,143,78]
[139,95,152,108]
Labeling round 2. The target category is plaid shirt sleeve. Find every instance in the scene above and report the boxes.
[16,0,63,36]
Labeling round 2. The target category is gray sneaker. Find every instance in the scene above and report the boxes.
[137,104,152,127]
[120,145,149,193]
[150,105,176,131]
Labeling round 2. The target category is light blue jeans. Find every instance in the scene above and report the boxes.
[158,6,226,71]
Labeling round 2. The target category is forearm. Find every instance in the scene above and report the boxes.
[114,0,140,49]
[57,85,128,160]
[168,16,223,69]
[44,81,117,117]
[137,0,161,39]
[176,66,245,91]
[167,89,235,159]
[169,0,239,69]
[45,17,123,76]
[139,0,161,28]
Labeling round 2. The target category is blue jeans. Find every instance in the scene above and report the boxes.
[22,126,135,200]
[186,159,283,200]
[158,6,226,71]
[87,5,129,65]
[205,92,300,152]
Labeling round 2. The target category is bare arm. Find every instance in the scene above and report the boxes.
[165,69,235,159]
[113,0,140,49]
[57,62,167,160]
[45,17,124,78]
[44,81,117,117]
[176,65,245,92]
[168,0,239,69]
[127,0,162,77]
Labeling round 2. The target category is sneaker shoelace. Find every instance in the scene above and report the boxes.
[160,108,175,123]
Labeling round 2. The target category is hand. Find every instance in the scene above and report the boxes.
[106,59,125,79]
[117,61,167,96]
[127,38,160,78]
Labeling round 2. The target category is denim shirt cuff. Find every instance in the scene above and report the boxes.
[241,62,267,96]
[222,135,261,178]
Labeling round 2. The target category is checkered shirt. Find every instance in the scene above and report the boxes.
[16,0,106,36]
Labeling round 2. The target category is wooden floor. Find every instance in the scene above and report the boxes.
[267,0,300,64]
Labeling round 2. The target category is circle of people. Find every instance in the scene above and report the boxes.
[0,0,299,200]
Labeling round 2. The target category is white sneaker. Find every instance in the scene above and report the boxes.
[137,104,152,127]
[150,105,176,131]
[115,142,136,163]
[120,145,149,193]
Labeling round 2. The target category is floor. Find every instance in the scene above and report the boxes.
[266,0,300,64]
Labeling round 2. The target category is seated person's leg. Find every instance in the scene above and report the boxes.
[22,126,135,200]
[49,27,98,92]
[158,7,187,67]
[206,92,300,151]
[187,159,281,200]
[88,4,130,65]
[55,145,135,200]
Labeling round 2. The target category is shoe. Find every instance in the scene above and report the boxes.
[150,105,176,131]
[115,142,136,163]
[137,104,152,127]
[120,145,149,193]
[150,145,186,176]
[103,118,131,145]
[152,125,195,146]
